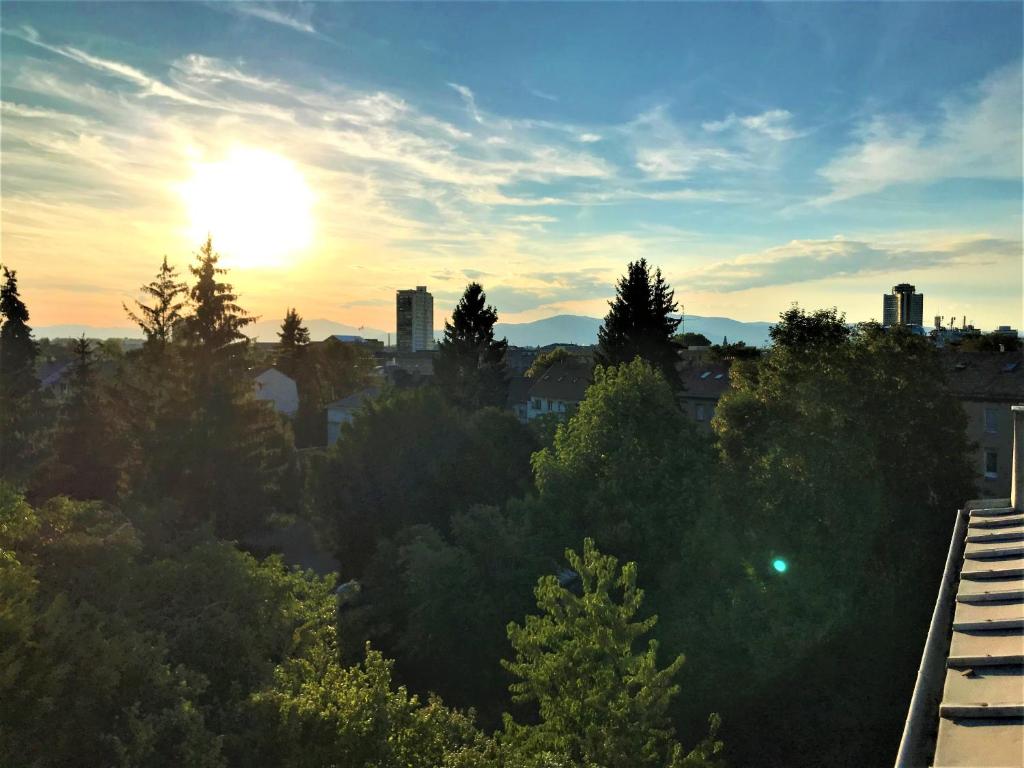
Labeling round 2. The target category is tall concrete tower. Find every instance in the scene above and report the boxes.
[883,283,924,328]
[396,286,434,352]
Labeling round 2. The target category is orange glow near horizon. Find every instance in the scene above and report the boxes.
[178,146,315,269]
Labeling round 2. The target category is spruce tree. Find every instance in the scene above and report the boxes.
[276,307,310,378]
[46,336,124,500]
[180,237,253,366]
[123,256,188,352]
[597,259,682,385]
[0,265,44,483]
[434,282,508,409]
[168,238,292,536]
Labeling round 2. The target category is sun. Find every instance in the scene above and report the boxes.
[180,146,314,268]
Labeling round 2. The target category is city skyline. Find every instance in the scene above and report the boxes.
[2,2,1021,332]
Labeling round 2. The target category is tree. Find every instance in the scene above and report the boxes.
[0,489,224,768]
[673,332,711,348]
[435,283,508,409]
[276,308,311,378]
[525,347,572,378]
[312,389,537,576]
[768,305,849,350]
[43,336,125,501]
[709,316,975,767]
[129,239,294,537]
[498,539,723,768]
[531,358,711,569]
[123,256,187,353]
[597,259,681,384]
[0,266,45,484]
[180,237,254,368]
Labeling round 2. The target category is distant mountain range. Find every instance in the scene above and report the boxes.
[35,313,774,348]
[494,314,774,348]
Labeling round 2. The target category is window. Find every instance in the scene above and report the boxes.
[984,407,998,434]
[696,403,706,422]
[984,449,998,479]
[531,398,541,410]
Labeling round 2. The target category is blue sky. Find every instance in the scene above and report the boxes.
[1,2,1021,331]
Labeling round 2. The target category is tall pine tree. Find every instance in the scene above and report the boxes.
[276,307,310,378]
[169,238,293,536]
[45,336,125,501]
[597,259,682,385]
[0,266,45,484]
[434,283,508,410]
[123,256,187,353]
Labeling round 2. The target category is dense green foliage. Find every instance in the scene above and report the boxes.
[500,539,724,768]
[597,259,681,383]
[0,266,46,483]
[0,251,981,767]
[435,282,509,409]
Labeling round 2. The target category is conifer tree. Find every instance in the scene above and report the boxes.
[434,283,508,409]
[276,307,310,378]
[123,256,188,352]
[165,238,292,536]
[0,265,45,483]
[181,237,253,367]
[46,336,124,500]
[500,539,723,768]
[597,259,681,385]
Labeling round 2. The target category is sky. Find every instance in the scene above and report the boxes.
[2,1,1022,334]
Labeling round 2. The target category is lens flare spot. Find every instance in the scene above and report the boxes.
[772,558,788,573]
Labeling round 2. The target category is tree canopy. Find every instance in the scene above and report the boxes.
[597,259,681,384]
[435,283,508,409]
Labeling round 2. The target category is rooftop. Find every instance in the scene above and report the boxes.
[529,359,591,403]
[940,350,1024,402]
[677,360,732,399]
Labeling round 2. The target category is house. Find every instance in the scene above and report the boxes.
[253,367,299,416]
[939,350,1024,498]
[326,387,380,444]
[677,360,732,433]
[506,376,533,423]
[525,360,591,422]
[39,360,73,401]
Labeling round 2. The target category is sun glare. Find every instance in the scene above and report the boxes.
[180,147,314,268]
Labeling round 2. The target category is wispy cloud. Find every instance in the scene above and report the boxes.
[682,234,1021,292]
[815,64,1023,205]
[448,82,484,124]
[529,87,559,102]
[227,3,319,36]
[703,109,803,141]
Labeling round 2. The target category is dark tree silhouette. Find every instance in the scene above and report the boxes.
[434,282,508,409]
[276,307,310,378]
[597,259,681,384]
[0,265,44,483]
[123,256,187,352]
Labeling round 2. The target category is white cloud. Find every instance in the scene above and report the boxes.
[816,64,1023,204]
[703,109,802,141]
[529,87,559,102]
[508,214,558,224]
[578,133,602,143]
[229,3,318,35]
[682,234,1021,292]
[448,82,484,124]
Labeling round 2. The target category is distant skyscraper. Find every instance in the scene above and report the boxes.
[396,286,434,352]
[883,283,924,328]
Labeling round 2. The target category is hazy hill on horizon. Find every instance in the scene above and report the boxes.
[35,313,774,348]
